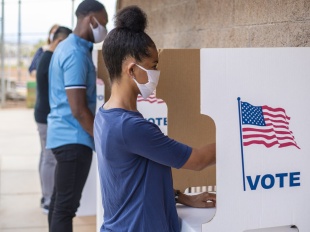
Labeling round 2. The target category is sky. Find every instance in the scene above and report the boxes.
[0,0,117,44]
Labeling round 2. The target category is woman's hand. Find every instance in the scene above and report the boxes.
[177,191,216,208]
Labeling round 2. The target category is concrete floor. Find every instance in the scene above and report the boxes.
[0,108,96,232]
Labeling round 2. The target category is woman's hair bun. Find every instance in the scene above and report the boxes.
[115,5,147,32]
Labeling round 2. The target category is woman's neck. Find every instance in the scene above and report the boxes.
[104,82,138,111]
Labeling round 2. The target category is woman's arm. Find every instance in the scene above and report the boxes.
[181,143,216,171]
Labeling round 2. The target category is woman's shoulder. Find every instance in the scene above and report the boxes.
[121,111,159,134]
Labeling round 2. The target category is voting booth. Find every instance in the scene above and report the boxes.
[199,48,309,231]
[95,48,309,231]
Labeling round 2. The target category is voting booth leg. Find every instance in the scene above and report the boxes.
[76,153,97,216]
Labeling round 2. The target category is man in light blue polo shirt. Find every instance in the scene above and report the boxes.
[46,1,108,231]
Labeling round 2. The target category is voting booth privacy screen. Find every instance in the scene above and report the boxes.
[201,48,309,231]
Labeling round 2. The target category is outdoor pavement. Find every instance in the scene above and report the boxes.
[0,107,96,232]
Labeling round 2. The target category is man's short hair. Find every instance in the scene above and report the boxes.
[53,26,72,41]
[75,0,105,18]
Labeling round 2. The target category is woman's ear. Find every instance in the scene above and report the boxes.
[126,63,136,78]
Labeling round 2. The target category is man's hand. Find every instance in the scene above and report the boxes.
[177,191,216,208]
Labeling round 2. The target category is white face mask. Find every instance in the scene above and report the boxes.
[49,33,54,43]
[90,17,107,43]
[133,64,160,99]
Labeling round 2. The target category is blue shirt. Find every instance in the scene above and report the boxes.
[29,47,43,73]
[46,34,96,150]
[94,107,192,232]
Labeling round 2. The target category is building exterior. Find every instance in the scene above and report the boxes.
[117,0,310,48]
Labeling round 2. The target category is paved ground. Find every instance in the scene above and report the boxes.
[0,107,96,232]
[1,99,27,109]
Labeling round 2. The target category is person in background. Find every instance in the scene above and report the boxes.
[34,26,72,214]
[28,24,59,77]
[94,5,216,232]
[46,0,108,231]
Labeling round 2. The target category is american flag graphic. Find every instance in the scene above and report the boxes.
[240,101,300,149]
[137,93,165,104]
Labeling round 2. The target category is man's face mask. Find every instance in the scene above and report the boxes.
[90,17,107,43]
[132,64,160,99]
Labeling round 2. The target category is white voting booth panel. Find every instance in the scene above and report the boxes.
[76,156,97,216]
[76,78,104,216]
[136,93,168,135]
[200,48,310,231]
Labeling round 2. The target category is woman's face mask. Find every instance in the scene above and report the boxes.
[132,64,160,99]
[49,33,54,43]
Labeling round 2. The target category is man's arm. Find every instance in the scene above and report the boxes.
[66,88,94,137]
[181,143,216,171]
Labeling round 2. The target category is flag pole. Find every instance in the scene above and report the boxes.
[237,97,246,191]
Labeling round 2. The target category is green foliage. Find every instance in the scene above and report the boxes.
[30,39,46,57]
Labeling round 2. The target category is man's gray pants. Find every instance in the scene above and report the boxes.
[37,123,56,206]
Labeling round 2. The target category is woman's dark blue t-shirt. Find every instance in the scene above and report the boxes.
[94,107,192,232]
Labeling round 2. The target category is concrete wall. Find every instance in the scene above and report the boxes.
[117,0,310,48]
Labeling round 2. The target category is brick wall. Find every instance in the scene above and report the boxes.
[117,0,310,48]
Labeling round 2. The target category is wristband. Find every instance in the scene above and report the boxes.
[175,190,181,203]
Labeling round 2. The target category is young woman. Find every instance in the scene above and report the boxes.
[28,24,59,77]
[94,5,216,232]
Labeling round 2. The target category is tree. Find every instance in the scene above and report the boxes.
[29,39,46,57]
